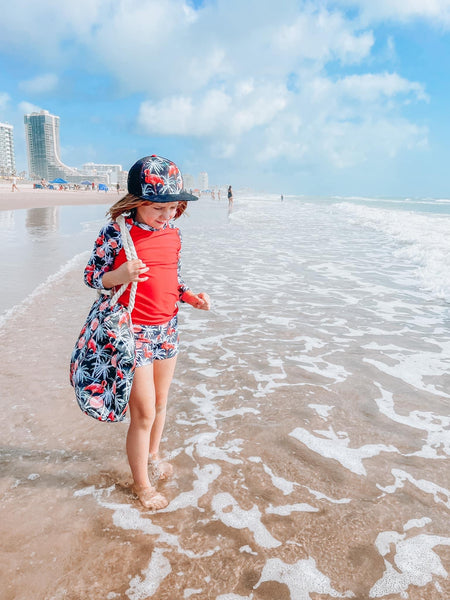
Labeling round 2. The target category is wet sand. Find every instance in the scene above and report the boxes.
[0,186,117,211]
[0,193,449,600]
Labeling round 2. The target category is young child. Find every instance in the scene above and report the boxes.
[84,155,210,510]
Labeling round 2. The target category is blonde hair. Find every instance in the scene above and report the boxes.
[107,193,187,221]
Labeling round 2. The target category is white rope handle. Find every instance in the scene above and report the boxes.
[110,214,139,313]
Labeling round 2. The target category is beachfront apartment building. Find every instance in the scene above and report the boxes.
[198,171,209,191]
[0,122,16,176]
[24,109,79,181]
[183,173,195,190]
[82,162,123,185]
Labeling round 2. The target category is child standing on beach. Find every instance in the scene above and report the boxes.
[84,155,210,510]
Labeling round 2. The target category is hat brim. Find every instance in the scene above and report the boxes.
[140,191,198,203]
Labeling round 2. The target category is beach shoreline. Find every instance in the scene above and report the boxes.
[0,187,116,211]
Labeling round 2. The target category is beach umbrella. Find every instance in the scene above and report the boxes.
[80,180,92,185]
[50,177,68,184]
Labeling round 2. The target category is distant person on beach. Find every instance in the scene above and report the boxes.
[92,182,95,190]
[227,185,233,206]
[84,155,210,510]
[116,182,120,194]
[11,176,19,192]
[281,194,284,202]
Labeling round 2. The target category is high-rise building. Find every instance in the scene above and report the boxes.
[0,122,16,176]
[82,162,123,184]
[183,173,195,190]
[24,109,78,180]
[198,171,209,190]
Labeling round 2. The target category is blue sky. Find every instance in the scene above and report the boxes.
[1,0,450,196]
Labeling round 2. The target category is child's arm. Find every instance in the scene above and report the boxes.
[180,290,211,310]
[84,222,149,290]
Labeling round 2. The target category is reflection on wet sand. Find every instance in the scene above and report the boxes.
[26,206,59,237]
[0,210,15,230]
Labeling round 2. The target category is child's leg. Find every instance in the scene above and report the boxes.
[149,355,177,458]
[126,364,167,509]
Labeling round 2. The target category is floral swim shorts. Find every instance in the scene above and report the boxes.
[133,314,179,367]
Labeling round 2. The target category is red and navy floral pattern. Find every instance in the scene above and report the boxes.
[84,216,188,296]
[134,315,179,366]
[70,293,136,422]
[141,155,183,198]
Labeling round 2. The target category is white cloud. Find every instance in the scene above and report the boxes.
[329,72,428,103]
[19,73,58,94]
[254,70,429,167]
[138,81,287,138]
[19,101,42,115]
[274,8,374,64]
[0,0,434,181]
[138,64,428,168]
[333,0,450,26]
[0,0,103,59]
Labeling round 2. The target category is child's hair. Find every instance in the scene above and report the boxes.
[107,194,187,221]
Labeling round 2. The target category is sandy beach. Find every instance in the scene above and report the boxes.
[0,184,118,211]
[0,190,449,600]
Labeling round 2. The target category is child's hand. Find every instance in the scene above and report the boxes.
[182,291,211,310]
[119,259,149,283]
[103,259,149,288]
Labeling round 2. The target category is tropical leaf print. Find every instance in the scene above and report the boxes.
[70,294,136,422]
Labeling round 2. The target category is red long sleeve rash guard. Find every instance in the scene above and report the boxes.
[84,217,189,325]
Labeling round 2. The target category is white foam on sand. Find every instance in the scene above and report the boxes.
[254,557,354,599]
[364,345,450,398]
[239,545,258,555]
[74,486,220,560]
[248,366,287,396]
[211,492,281,549]
[74,485,222,598]
[266,503,319,515]
[303,485,351,504]
[369,518,450,598]
[248,456,352,504]
[377,468,450,509]
[187,384,242,430]
[0,251,89,329]
[198,367,223,377]
[248,456,296,495]
[373,384,450,458]
[184,431,243,464]
[184,588,203,598]
[162,464,221,513]
[127,548,171,600]
[308,404,335,419]
[216,594,253,600]
[286,353,350,385]
[289,426,398,476]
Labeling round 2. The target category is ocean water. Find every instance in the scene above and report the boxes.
[1,195,449,599]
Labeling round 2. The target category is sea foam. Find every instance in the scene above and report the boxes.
[336,202,450,302]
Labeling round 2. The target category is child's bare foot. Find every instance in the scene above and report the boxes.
[132,485,168,510]
[149,454,174,481]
